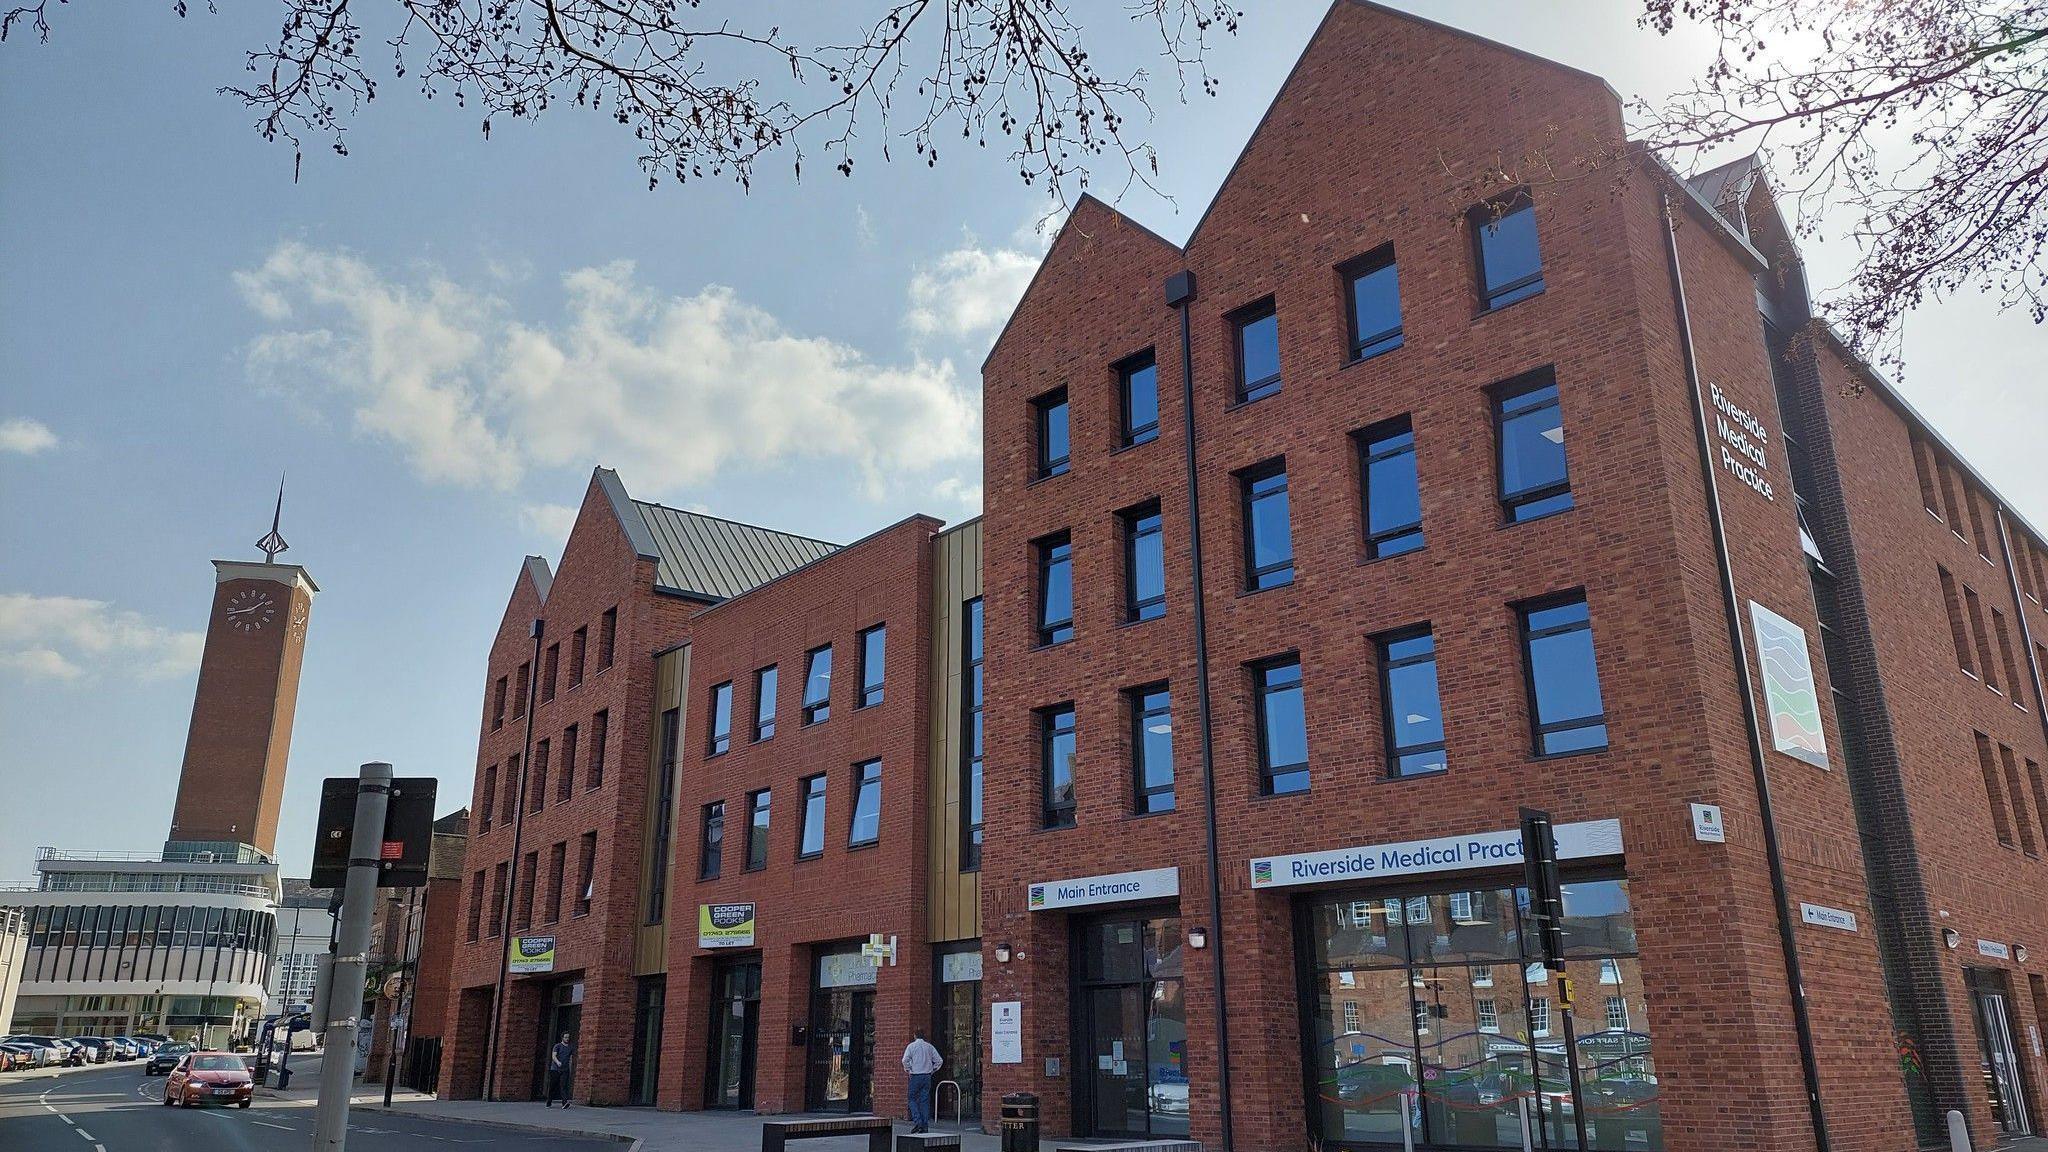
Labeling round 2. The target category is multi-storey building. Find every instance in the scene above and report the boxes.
[974,5,2048,1152]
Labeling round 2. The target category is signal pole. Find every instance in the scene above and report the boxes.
[313,762,393,1151]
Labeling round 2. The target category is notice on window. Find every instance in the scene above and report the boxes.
[991,1001,1023,1065]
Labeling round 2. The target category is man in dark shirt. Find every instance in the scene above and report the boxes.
[545,1033,575,1107]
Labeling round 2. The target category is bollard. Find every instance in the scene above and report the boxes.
[1401,1088,1416,1152]
[1947,1109,1971,1152]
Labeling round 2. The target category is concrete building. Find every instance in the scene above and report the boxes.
[0,908,26,1035]
[271,878,337,1025]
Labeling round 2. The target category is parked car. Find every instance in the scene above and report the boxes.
[108,1038,142,1059]
[121,1037,159,1056]
[7,1037,83,1067]
[145,1043,193,1076]
[2,1040,54,1068]
[66,1038,114,1063]
[162,1052,252,1108]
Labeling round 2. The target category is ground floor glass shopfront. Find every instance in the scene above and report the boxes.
[1296,876,1659,1152]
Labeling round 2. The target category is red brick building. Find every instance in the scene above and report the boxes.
[974,5,2048,1152]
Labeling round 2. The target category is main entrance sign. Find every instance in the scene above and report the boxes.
[1247,818,1623,889]
[1026,866,1178,911]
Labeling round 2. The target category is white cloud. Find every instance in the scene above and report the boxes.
[0,593,204,685]
[237,244,982,501]
[518,502,580,541]
[0,417,57,455]
[904,234,1042,345]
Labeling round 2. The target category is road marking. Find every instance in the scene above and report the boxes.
[75,1129,94,1141]
[61,1114,75,1125]
[253,1120,297,1131]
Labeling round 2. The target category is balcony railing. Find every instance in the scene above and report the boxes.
[4,875,277,898]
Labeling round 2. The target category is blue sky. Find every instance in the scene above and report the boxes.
[4,2,2044,881]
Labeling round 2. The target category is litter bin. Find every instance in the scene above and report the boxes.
[1000,1092,1039,1152]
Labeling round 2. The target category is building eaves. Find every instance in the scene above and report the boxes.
[522,555,554,604]
[633,498,842,601]
[687,513,946,620]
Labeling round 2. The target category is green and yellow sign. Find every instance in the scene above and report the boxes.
[699,902,757,949]
[509,935,556,974]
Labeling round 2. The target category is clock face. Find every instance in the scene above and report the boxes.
[225,587,278,633]
[289,603,309,640]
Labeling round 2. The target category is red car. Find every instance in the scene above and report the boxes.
[162,1051,253,1108]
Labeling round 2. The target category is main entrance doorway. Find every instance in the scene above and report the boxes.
[532,979,583,1100]
[1968,968,2035,1137]
[707,957,761,1110]
[1070,913,1188,1139]
[807,945,877,1112]
[935,944,984,1125]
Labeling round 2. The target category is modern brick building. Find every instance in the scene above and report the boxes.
[972,5,2048,1152]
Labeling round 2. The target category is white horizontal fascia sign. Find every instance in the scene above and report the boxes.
[1248,819,1624,890]
[1028,867,1179,911]
[1979,939,2012,960]
[1799,903,1858,932]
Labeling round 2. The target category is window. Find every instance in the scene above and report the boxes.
[502,755,520,826]
[1413,1000,1431,1035]
[513,662,530,719]
[1980,732,2015,846]
[1037,532,1075,645]
[530,739,549,812]
[467,871,484,941]
[747,789,772,871]
[1449,891,1474,921]
[1496,372,1573,521]
[1379,628,1447,776]
[589,709,607,790]
[559,725,578,800]
[542,643,559,703]
[1240,459,1294,590]
[1253,656,1309,795]
[1119,351,1159,447]
[545,841,566,924]
[700,802,725,880]
[515,851,537,930]
[798,774,828,859]
[1968,489,1993,560]
[491,676,508,730]
[1034,388,1071,479]
[1529,996,1551,1037]
[1477,998,1499,1033]
[1600,958,1623,984]
[858,625,887,708]
[1343,1001,1361,1034]
[480,765,497,833]
[647,708,680,924]
[1995,610,2028,710]
[598,606,618,669]
[1966,586,2000,691]
[1041,704,1078,828]
[570,626,587,687]
[1341,246,1403,361]
[754,666,778,741]
[2003,744,2038,855]
[708,681,733,756]
[1233,298,1281,402]
[1472,189,1544,310]
[1520,594,1609,755]
[1913,437,1942,519]
[488,863,507,936]
[1604,996,1629,1032]
[575,832,596,917]
[802,645,833,724]
[849,759,883,847]
[1123,502,1166,622]
[2029,759,2048,848]
[1131,684,1174,815]
[1940,567,1976,675]
[1471,964,1494,987]
[962,598,985,871]
[1358,417,1423,559]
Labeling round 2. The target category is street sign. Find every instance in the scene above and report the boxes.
[311,776,439,888]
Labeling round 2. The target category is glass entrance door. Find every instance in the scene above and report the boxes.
[707,958,760,1109]
[935,947,984,1123]
[533,980,583,1100]
[1971,971,2034,1136]
[1071,914,1187,1139]
[808,946,878,1112]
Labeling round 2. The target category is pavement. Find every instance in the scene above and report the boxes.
[367,1096,1003,1152]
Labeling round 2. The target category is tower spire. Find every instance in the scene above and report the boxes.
[256,474,289,564]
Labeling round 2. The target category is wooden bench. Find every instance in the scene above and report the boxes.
[761,1115,894,1152]
[895,1133,962,1152]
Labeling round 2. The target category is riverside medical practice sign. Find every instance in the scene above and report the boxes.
[1249,819,1624,890]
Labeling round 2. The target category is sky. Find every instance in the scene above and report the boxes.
[4,2,2044,882]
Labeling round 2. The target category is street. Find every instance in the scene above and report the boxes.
[0,1056,617,1152]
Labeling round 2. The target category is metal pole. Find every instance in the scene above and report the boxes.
[383,888,420,1106]
[483,617,544,1100]
[313,761,394,1152]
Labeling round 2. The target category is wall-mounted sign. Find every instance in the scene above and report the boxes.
[1690,803,1726,844]
[1799,903,1858,933]
[509,935,556,974]
[1750,602,1830,770]
[991,1001,1023,1064]
[1248,819,1623,890]
[1708,382,1776,501]
[1979,939,2013,960]
[1027,867,1179,912]
[699,903,756,949]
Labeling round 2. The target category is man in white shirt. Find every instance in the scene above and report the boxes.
[901,1029,944,1133]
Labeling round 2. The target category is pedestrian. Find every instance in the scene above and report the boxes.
[545,1032,575,1107]
[901,1028,942,1133]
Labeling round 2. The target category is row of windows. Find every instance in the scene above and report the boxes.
[1938,567,2032,712]
[1033,371,1573,645]
[1028,193,1546,481]
[477,708,609,833]
[468,830,597,941]
[13,904,275,988]
[705,625,887,758]
[698,759,887,881]
[491,606,619,730]
[1914,434,2048,608]
[1034,592,1608,827]
[1976,731,2048,857]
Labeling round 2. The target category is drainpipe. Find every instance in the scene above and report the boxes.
[483,616,544,1101]
[1659,191,1832,1152]
[1167,268,1234,1152]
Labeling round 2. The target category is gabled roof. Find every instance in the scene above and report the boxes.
[586,466,842,601]
[1687,153,1763,223]
[522,555,554,603]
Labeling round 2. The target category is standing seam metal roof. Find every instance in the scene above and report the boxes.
[632,500,840,600]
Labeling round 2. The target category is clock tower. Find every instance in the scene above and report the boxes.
[165,489,317,859]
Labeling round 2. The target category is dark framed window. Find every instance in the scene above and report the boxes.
[492,676,507,730]
[754,665,777,741]
[849,759,883,847]
[1035,388,1071,479]
[570,626,587,686]
[589,709,607,789]
[1233,297,1282,402]
[542,643,559,703]
[798,774,829,859]
[1358,416,1423,559]
[962,597,986,871]
[1253,656,1309,795]
[1119,350,1160,447]
[598,606,617,669]
[530,739,549,812]
[1037,532,1075,645]
[502,755,519,826]
[546,840,566,923]
[1379,628,1447,776]
[1130,684,1174,814]
[1472,189,1544,310]
[575,832,596,917]
[1123,501,1166,622]
[1519,594,1609,755]
[647,707,680,923]
[708,681,733,756]
[746,789,771,871]
[1041,704,1078,828]
[858,624,887,708]
[559,723,578,800]
[479,765,497,833]
[1495,371,1573,522]
[1240,459,1294,591]
[1341,246,1403,362]
[802,645,832,724]
[700,801,726,880]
